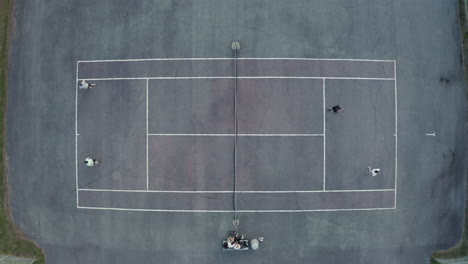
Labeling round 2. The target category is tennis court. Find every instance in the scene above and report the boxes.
[76,58,397,212]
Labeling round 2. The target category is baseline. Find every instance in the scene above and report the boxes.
[77,206,396,213]
[78,58,396,63]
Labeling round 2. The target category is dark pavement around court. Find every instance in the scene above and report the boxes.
[7,0,466,263]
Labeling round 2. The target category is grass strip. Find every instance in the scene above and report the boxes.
[0,0,45,262]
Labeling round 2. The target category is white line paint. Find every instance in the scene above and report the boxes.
[149,133,235,136]
[231,134,323,136]
[78,77,230,81]
[252,77,395,80]
[28,259,36,264]
[75,61,79,207]
[77,76,396,81]
[146,79,149,191]
[394,61,398,209]
[77,77,153,81]
[240,58,396,62]
[147,133,324,137]
[425,132,435,136]
[77,205,396,213]
[78,57,396,63]
[78,188,395,193]
[78,58,233,63]
[323,78,326,190]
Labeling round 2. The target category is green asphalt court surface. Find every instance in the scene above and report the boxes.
[6,0,467,263]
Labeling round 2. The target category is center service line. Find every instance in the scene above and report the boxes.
[147,133,324,136]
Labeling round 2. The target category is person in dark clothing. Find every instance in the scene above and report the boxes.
[328,105,343,113]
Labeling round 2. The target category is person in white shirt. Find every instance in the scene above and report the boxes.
[84,157,99,167]
[79,80,96,89]
[368,167,380,176]
[227,237,236,248]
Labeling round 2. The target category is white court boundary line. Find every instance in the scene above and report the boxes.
[77,205,396,213]
[322,78,326,190]
[78,57,396,63]
[75,61,79,207]
[76,76,396,81]
[75,59,398,212]
[78,188,396,193]
[146,79,149,191]
[394,61,398,209]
